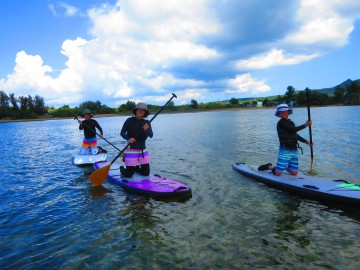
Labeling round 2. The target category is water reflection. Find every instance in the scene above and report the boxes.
[1,107,360,269]
[120,195,159,248]
[89,185,114,199]
[273,201,311,249]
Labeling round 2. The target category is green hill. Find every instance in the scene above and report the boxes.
[227,78,360,103]
[316,79,360,94]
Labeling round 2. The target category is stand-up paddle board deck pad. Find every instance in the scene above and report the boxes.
[74,147,107,165]
[94,161,192,198]
[233,163,360,207]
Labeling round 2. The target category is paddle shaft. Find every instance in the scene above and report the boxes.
[74,116,122,152]
[109,93,177,165]
[305,88,314,170]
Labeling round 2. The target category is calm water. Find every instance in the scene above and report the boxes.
[1,106,360,269]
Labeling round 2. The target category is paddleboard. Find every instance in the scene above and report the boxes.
[74,146,107,165]
[232,162,360,207]
[93,161,192,198]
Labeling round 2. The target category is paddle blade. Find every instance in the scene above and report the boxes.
[89,164,111,186]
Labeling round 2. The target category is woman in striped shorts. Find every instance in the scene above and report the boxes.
[120,103,153,177]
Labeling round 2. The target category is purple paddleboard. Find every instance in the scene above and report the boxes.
[94,161,192,198]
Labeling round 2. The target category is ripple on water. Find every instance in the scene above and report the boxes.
[1,108,360,269]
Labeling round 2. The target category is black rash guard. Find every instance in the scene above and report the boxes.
[277,118,307,150]
[79,119,103,139]
[120,116,153,149]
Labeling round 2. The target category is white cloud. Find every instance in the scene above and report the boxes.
[235,49,319,71]
[143,41,218,64]
[48,2,79,17]
[118,0,218,40]
[174,88,208,105]
[233,0,360,71]
[284,0,360,47]
[60,2,78,17]
[226,74,271,95]
[2,51,53,89]
[0,39,88,102]
[87,2,219,64]
[285,17,353,47]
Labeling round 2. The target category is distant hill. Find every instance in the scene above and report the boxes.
[316,79,360,94]
[228,78,360,102]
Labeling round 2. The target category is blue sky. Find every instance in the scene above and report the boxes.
[1,0,360,108]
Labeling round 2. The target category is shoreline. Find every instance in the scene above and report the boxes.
[0,107,266,123]
[0,104,346,123]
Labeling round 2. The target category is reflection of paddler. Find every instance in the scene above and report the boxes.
[78,109,104,155]
[121,196,156,235]
[273,201,310,248]
[120,103,153,177]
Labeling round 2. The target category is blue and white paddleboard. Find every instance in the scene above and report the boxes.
[233,162,360,207]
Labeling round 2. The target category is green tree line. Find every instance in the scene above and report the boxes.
[47,84,360,118]
[261,81,360,107]
[2,81,359,120]
[0,91,47,119]
[49,100,117,118]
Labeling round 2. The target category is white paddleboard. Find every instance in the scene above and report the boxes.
[233,162,360,207]
[74,147,107,165]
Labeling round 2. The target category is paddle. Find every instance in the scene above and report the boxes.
[74,116,121,152]
[89,93,177,185]
[305,87,314,173]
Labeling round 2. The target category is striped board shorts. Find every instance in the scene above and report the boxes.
[275,148,299,173]
[82,137,98,148]
[124,148,150,166]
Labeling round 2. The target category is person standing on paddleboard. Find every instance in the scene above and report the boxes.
[78,109,104,155]
[120,103,153,177]
[258,104,313,176]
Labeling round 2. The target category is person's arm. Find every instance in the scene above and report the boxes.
[92,119,103,138]
[278,119,307,133]
[297,134,307,144]
[120,118,131,140]
[144,121,153,138]
[298,134,313,146]
[93,120,103,135]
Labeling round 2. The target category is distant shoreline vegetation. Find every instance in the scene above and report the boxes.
[1,81,359,121]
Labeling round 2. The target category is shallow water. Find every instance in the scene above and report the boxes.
[1,106,360,269]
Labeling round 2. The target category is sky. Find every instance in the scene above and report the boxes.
[0,0,360,108]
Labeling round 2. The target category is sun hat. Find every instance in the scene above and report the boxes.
[275,103,293,117]
[132,103,150,118]
[81,109,93,117]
